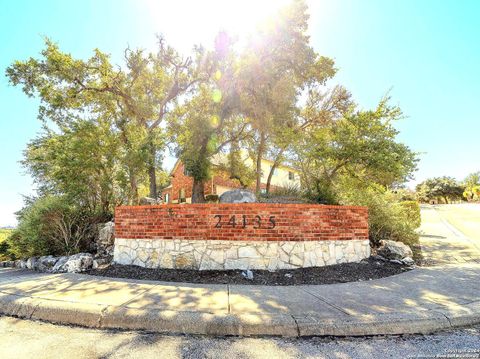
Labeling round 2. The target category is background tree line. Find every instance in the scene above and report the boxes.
[416,172,480,204]
[2,0,421,259]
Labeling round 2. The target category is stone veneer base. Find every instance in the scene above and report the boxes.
[113,238,371,271]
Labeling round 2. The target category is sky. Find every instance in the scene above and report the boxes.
[0,0,479,226]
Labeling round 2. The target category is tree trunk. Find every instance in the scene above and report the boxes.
[266,163,276,194]
[444,196,449,204]
[148,140,157,199]
[129,169,139,204]
[255,132,266,194]
[266,151,285,194]
[191,178,206,203]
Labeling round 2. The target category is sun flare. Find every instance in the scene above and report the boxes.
[145,0,291,51]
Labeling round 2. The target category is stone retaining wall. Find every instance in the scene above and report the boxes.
[113,238,370,270]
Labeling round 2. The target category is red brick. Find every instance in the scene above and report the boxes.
[114,204,368,242]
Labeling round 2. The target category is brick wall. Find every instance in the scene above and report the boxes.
[115,204,368,242]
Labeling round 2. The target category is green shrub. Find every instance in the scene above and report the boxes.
[7,195,108,259]
[0,240,13,261]
[205,194,219,203]
[337,182,419,248]
[260,183,313,203]
[398,200,421,229]
[268,183,302,197]
[302,179,338,205]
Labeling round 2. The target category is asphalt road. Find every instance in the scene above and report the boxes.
[1,316,479,359]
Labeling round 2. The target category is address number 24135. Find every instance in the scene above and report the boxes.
[213,215,276,229]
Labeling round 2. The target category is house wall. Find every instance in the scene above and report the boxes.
[162,159,301,203]
[162,162,245,203]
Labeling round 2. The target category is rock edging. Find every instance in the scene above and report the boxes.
[0,253,95,273]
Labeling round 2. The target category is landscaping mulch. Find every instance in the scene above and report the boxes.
[86,257,412,285]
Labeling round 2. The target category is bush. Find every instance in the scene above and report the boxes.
[260,183,312,203]
[205,194,219,203]
[302,179,338,205]
[398,200,421,229]
[337,182,420,248]
[7,195,109,259]
[0,240,13,261]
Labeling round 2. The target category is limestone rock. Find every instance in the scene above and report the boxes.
[219,189,257,203]
[37,255,59,272]
[97,221,115,257]
[139,197,157,205]
[52,253,94,273]
[241,269,254,280]
[377,240,413,260]
[26,257,38,270]
[14,260,27,269]
[92,257,110,270]
[52,256,69,272]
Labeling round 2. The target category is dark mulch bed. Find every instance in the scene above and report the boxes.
[86,257,412,285]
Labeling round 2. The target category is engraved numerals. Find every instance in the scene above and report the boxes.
[213,215,276,229]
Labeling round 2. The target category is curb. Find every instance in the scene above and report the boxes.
[1,291,479,337]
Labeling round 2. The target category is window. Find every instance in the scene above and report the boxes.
[179,188,186,203]
[164,193,170,203]
[288,171,295,181]
[260,188,267,194]
[183,167,190,176]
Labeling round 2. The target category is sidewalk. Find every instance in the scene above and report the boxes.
[0,205,479,337]
[1,262,480,337]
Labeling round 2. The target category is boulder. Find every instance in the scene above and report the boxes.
[26,257,38,270]
[377,240,413,261]
[52,256,69,272]
[96,221,115,257]
[18,260,28,269]
[139,197,157,205]
[54,253,94,273]
[219,189,257,203]
[92,257,110,269]
[37,255,59,272]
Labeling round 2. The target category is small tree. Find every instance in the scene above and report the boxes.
[416,177,465,204]
[463,171,480,201]
[7,37,209,199]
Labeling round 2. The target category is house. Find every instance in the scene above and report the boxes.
[161,156,301,204]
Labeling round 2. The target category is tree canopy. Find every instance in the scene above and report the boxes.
[416,177,465,204]
[7,0,417,209]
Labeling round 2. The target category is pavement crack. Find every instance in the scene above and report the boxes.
[441,313,453,327]
[300,288,351,316]
[290,315,301,337]
[98,305,109,328]
[227,284,231,314]
[27,301,42,319]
